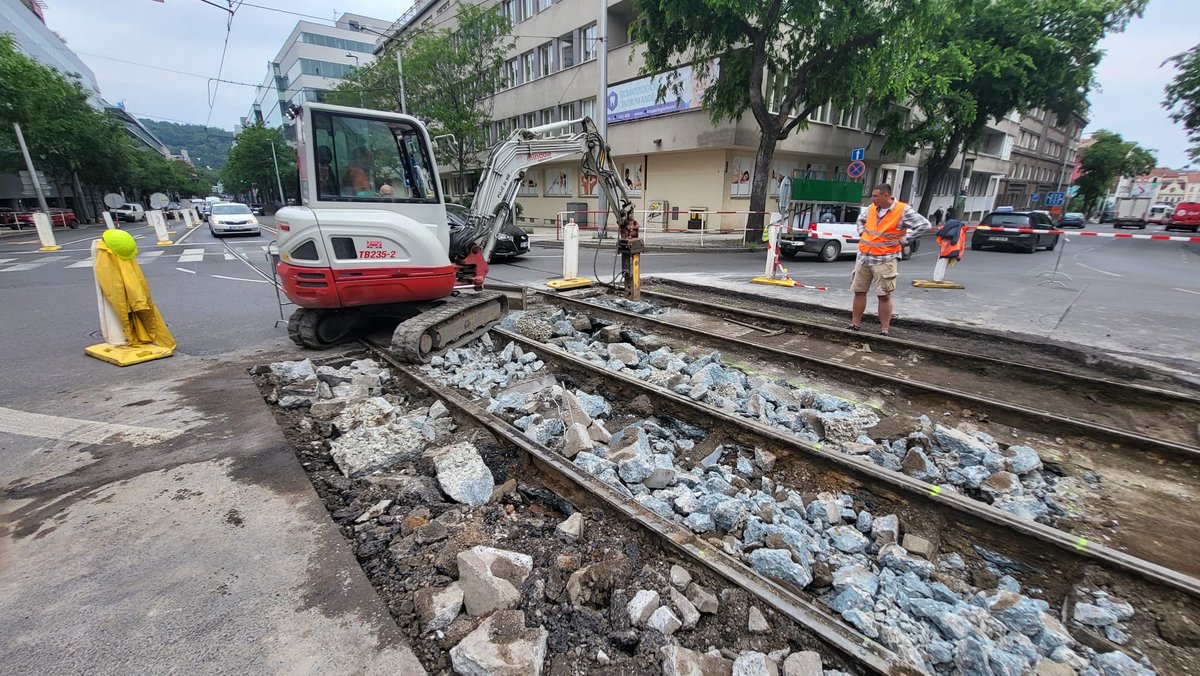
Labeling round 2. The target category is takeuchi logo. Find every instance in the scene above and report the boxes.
[526,152,552,162]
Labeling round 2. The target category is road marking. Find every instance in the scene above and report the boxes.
[66,259,94,269]
[224,252,237,260]
[140,250,164,261]
[1173,287,1200,296]
[259,224,276,233]
[0,405,182,446]
[2,255,68,271]
[0,258,15,266]
[172,224,201,245]
[175,267,196,274]
[211,274,271,284]
[177,248,205,263]
[1075,262,1123,277]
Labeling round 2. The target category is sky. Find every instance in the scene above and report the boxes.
[41,0,1198,169]
[42,0,404,129]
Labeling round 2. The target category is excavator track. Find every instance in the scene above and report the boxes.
[390,290,509,363]
[288,307,374,349]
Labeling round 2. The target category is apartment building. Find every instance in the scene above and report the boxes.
[994,109,1085,211]
[376,0,1079,227]
[243,12,392,139]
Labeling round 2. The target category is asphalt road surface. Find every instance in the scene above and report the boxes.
[1,215,1197,397]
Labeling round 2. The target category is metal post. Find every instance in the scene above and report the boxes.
[270,141,286,205]
[396,49,408,114]
[596,0,608,232]
[14,123,50,216]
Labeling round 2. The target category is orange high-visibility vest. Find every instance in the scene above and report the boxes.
[859,201,908,256]
[938,233,966,260]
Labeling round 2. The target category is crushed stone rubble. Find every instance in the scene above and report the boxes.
[263,321,1163,676]
[500,305,1088,528]
[260,355,856,674]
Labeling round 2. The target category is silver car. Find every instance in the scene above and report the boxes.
[208,202,261,237]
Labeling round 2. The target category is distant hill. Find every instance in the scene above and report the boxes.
[139,119,234,170]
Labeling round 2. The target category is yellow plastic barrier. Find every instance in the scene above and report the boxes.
[84,231,176,366]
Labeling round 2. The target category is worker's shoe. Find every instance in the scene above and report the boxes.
[880,330,891,337]
[848,324,861,332]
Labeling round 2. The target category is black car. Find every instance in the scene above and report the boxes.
[445,203,529,260]
[970,210,1059,253]
[1057,212,1085,228]
[250,203,264,216]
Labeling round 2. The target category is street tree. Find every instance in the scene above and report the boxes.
[1074,130,1156,214]
[327,47,403,112]
[221,123,295,203]
[631,0,944,240]
[1163,43,1200,163]
[335,5,512,196]
[874,0,1146,217]
[0,34,133,212]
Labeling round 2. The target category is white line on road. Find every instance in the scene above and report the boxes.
[1075,262,1123,277]
[224,253,237,260]
[175,267,196,274]
[0,405,182,446]
[66,259,94,269]
[172,224,201,245]
[0,258,15,266]
[2,255,68,272]
[210,274,271,284]
[1173,287,1200,296]
[177,248,205,263]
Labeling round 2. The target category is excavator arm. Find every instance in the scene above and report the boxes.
[449,117,639,275]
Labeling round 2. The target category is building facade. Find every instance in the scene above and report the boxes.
[243,12,392,138]
[994,109,1085,212]
[375,0,1081,228]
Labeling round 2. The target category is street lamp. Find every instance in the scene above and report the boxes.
[346,53,364,108]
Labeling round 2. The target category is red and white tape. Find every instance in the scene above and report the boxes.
[970,225,1200,242]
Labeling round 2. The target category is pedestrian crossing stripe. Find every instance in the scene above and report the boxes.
[1,255,69,272]
[0,246,266,272]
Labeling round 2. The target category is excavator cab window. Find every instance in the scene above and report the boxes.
[311,110,440,205]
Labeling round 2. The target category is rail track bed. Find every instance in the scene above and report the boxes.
[527,290,1200,581]
[254,328,1199,674]
[645,278,1200,394]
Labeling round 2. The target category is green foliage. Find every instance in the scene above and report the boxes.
[0,33,131,193]
[875,0,1147,215]
[1163,43,1200,162]
[1075,130,1157,213]
[137,119,235,169]
[630,0,945,236]
[220,123,296,203]
[329,5,513,196]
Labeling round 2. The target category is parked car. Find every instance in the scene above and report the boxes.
[1058,212,1086,228]
[1165,202,1200,232]
[208,202,260,237]
[249,203,264,216]
[1099,210,1115,223]
[1,207,20,228]
[971,210,1059,253]
[1147,203,1174,225]
[198,203,211,222]
[445,203,528,259]
[777,204,919,262]
[167,201,181,211]
[10,208,79,229]
[112,203,146,222]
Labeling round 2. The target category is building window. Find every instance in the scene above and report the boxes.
[521,0,534,21]
[501,0,515,22]
[560,101,576,122]
[524,113,537,129]
[504,58,519,87]
[298,58,356,79]
[540,107,554,124]
[580,97,596,121]
[537,0,551,11]
[581,24,597,61]
[537,42,554,76]
[559,32,575,68]
[521,51,536,82]
[300,33,374,53]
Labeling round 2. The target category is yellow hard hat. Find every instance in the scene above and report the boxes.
[102,229,138,260]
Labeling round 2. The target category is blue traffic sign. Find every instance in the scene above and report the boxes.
[847,160,866,179]
[850,147,865,161]
[1045,192,1066,207]
[1031,192,1042,203]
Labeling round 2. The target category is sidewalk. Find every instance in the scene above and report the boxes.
[0,345,425,674]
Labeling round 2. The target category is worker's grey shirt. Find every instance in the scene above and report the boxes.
[855,201,933,265]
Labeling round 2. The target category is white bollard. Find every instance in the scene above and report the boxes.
[763,223,780,277]
[91,240,128,346]
[933,257,948,282]
[149,210,172,245]
[181,209,195,229]
[33,212,61,251]
[562,219,580,279]
[102,211,117,230]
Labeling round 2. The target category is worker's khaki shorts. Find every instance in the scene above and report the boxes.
[851,259,898,295]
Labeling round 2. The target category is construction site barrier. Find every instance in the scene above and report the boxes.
[102,212,117,230]
[969,225,1200,243]
[32,212,60,251]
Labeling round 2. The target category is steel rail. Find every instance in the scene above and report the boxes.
[536,291,1200,463]
[639,287,1200,406]
[359,340,908,675]
[489,328,1200,603]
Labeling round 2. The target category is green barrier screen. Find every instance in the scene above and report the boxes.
[791,179,864,204]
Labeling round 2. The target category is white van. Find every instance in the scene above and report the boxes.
[1147,204,1174,225]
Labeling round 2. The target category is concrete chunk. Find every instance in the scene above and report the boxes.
[556,512,584,542]
[782,651,822,676]
[627,589,661,626]
[457,546,534,616]
[685,583,719,614]
[669,587,700,630]
[428,441,495,506]
[662,645,733,676]
[748,606,770,634]
[647,606,682,635]
[415,582,463,633]
[449,610,548,676]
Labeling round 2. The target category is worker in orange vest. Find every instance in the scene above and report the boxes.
[849,183,932,336]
